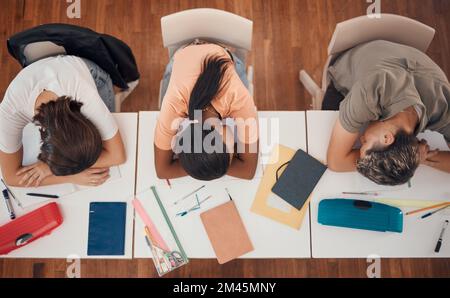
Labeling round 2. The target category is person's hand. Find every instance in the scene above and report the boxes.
[418,139,439,165]
[16,161,52,187]
[70,168,110,187]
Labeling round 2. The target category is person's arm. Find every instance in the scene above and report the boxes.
[91,131,126,168]
[16,163,110,187]
[153,94,187,179]
[36,168,111,187]
[0,148,25,187]
[423,151,450,173]
[327,119,360,172]
[422,143,450,173]
[226,86,260,180]
[0,149,110,187]
[154,146,188,179]
[227,142,259,180]
[78,81,126,169]
[8,131,125,187]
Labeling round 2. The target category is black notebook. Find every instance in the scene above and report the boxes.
[271,149,327,210]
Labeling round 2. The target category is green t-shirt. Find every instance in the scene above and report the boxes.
[329,40,450,143]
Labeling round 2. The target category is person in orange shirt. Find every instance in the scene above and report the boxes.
[154,41,259,181]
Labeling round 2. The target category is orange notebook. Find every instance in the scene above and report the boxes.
[200,201,254,264]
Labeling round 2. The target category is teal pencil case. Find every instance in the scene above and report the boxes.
[318,199,403,233]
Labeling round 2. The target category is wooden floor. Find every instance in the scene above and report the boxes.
[1,0,450,278]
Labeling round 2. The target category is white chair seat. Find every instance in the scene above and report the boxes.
[159,8,254,108]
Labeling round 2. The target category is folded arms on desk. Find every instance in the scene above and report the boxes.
[422,150,450,173]
[0,131,126,187]
[327,119,450,175]
[154,142,259,180]
[327,120,360,172]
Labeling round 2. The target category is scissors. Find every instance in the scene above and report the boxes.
[163,250,185,268]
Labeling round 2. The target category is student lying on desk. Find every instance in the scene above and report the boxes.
[0,55,126,188]
[324,40,450,185]
[154,40,259,181]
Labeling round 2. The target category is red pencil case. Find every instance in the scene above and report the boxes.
[0,202,63,255]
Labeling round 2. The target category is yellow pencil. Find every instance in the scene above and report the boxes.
[406,202,450,216]
[145,226,164,250]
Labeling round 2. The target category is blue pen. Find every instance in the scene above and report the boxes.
[2,189,16,220]
[421,205,450,219]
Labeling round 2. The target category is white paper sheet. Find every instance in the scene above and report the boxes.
[266,193,293,213]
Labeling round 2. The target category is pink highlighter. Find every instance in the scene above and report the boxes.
[132,198,170,252]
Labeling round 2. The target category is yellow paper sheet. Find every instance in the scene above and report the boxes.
[375,199,450,208]
[251,144,309,230]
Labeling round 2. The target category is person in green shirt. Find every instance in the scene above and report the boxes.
[323,40,450,185]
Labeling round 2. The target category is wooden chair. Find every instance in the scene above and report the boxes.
[299,14,436,110]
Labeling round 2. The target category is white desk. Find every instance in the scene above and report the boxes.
[134,111,311,259]
[307,111,450,258]
[0,113,138,259]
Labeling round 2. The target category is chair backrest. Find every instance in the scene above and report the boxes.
[161,8,253,61]
[322,14,436,90]
[328,14,435,56]
[23,41,66,65]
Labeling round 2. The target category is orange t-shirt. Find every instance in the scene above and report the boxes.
[154,44,258,150]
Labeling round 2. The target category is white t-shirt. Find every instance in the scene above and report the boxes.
[0,55,118,154]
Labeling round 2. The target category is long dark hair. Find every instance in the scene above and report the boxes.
[33,96,103,176]
[178,55,232,181]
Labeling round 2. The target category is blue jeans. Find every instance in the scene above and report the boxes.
[82,58,115,112]
[160,50,249,100]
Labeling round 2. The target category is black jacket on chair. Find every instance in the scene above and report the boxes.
[7,23,140,90]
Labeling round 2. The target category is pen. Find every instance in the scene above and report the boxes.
[421,205,450,219]
[166,179,172,189]
[1,178,22,208]
[225,188,233,201]
[2,189,16,220]
[173,185,205,205]
[26,193,60,199]
[435,220,449,253]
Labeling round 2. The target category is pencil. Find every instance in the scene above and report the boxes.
[173,185,205,205]
[145,226,164,251]
[406,202,450,216]
[343,191,379,196]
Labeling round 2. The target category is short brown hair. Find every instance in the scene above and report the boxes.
[33,96,103,176]
[356,131,420,186]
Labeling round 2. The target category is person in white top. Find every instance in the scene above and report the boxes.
[0,55,126,187]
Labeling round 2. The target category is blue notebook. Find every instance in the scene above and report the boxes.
[87,202,127,256]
